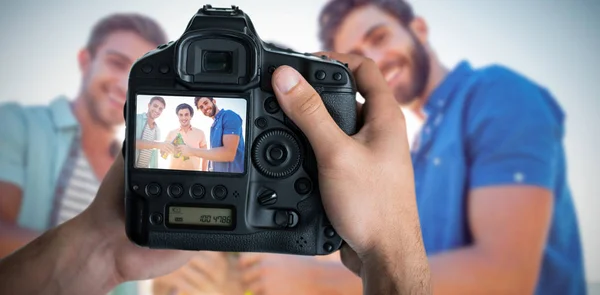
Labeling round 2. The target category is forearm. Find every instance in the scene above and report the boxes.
[429,246,537,295]
[361,214,432,295]
[361,247,431,295]
[0,215,119,295]
[0,222,40,258]
[190,147,235,162]
[136,140,160,150]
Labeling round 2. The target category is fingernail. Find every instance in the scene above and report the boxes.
[275,67,301,93]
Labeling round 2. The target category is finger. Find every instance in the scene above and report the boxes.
[313,52,398,122]
[339,244,362,277]
[93,152,125,214]
[179,265,211,290]
[189,252,229,282]
[245,280,265,295]
[271,65,352,159]
[237,253,263,269]
[239,262,263,286]
[163,275,203,294]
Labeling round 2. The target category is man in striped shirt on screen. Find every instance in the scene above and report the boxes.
[134,96,175,169]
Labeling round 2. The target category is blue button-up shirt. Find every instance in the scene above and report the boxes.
[411,61,586,295]
[209,109,245,173]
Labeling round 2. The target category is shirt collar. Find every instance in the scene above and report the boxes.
[179,124,193,132]
[423,61,474,116]
[215,109,226,121]
[50,96,78,129]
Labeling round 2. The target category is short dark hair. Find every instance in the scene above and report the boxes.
[86,13,168,57]
[318,0,415,51]
[149,96,165,107]
[176,103,194,117]
[194,96,214,108]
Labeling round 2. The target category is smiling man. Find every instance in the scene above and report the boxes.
[134,96,175,169]
[0,12,166,295]
[313,0,586,294]
[164,103,208,171]
[178,96,245,173]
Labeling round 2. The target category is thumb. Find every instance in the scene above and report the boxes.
[271,66,349,157]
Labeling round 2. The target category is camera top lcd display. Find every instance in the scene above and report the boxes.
[133,94,247,174]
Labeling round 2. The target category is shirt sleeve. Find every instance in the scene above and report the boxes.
[0,103,28,188]
[465,68,564,190]
[222,111,243,136]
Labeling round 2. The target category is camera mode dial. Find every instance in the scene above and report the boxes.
[252,129,302,179]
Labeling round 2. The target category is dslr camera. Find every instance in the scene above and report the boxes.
[123,5,357,255]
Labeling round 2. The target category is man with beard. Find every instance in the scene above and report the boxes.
[134,96,176,169]
[308,0,582,294]
[176,96,244,173]
[0,13,167,295]
[164,103,208,171]
[233,1,586,295]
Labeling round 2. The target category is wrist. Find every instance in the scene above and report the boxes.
[56,214,121,294]
[360,216,431,294]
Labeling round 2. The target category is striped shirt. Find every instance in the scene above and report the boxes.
[136,122,158,168]
[49,135,100,226]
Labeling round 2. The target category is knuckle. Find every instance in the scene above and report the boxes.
[320,144,353,170]
[295,90,323,117]
[364,57,377,68]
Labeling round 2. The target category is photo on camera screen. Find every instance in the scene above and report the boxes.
[134,94,247,174]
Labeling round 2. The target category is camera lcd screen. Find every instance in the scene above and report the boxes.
[133,94,247,174]
[168,206,233,227]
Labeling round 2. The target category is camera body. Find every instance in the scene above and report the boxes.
[123,5,357,255]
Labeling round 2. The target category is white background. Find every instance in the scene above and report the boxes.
[0,0,597,287]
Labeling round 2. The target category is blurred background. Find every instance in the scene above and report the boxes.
[0,0,598,294]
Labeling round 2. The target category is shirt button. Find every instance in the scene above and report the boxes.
[514,172,525,183]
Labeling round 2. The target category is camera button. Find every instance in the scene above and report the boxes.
[212,185,228,200]
[315,70,326,80]
[268,66,276,74]
[274,210,298,228]
[145,183,161,197]
[333,72,342,81]
[141,64,153,74]
[150,213,163,225]
[265,144,287,166]
[323,242,334,253]
[159,64,170,74]
[255,117,268,129]
[264,97,280,114]
[324,226,336,238]
[294,178,312,195]
[257,188,277,206]
[190,184,206,199]
[167,184,183,198]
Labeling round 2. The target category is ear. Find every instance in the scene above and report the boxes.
[78,48,92,75]
[409,16,429,45]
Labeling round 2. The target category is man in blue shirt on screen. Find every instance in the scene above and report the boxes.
[177,96,245,173]
[300,0,586,294]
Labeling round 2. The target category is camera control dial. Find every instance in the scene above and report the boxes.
[252,129,302,179]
